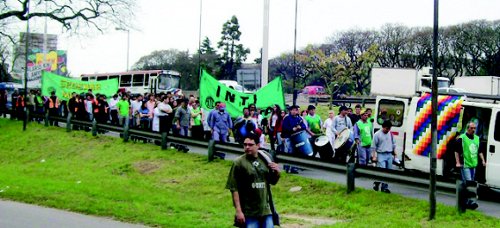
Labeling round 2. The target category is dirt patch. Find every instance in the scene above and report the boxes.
[133,161,162,174]
[160,179,180,184]
[280,214,342,228]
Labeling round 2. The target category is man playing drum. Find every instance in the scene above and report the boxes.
[331,106,353,141]
[281,105,310,156]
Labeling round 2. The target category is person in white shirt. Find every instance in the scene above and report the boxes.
[157,96,173,134]
[322,110,335,150]
[130,95,143,127]
[108,94,119,125]
[331,105,353,140]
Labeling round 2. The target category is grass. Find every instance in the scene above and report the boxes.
[0,118,498,227]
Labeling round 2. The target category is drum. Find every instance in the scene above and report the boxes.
[290,131,314,157]
[333,128,354,163]
[315,135,334,160]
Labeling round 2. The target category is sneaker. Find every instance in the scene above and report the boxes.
[381,188,391,194]
[467,202,479,210]
[373,181,381,191]
[393,157,401,166]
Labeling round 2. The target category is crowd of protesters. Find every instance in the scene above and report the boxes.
[2,88,400,169]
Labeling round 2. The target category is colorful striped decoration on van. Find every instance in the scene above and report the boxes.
[412,93,463,158]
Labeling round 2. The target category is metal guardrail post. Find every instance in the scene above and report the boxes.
[346,162,355,193]
[161,132,168,150]
[208,139,216,161]
[123,125,129,142]
[456,179,466,213]
[91,119,97,136]
[66,114,72,132]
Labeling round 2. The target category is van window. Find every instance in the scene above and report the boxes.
[82,77,89,81]
[377,99,404,127]
[495,112,500,141]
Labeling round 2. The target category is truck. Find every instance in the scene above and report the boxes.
[370,67,450,97]
[453,76,500,96]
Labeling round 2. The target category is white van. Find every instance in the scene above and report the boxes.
[373,93,500,193]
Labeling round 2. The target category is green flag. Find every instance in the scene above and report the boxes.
[199,70,285,118]
[41,71,118,100]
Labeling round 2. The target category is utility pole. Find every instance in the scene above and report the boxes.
[198,0,203,78]
[261,0,270,87]
[429,0,439,220]
[23,0,31,131]
[292,0,298,106]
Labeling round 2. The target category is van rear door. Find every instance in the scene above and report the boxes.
[374,96,409,157]
[486,109,500,188]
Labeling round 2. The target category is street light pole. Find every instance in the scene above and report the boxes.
[198,0,203,78]
[292,0,298,106]
[23,0,31,131]
[116,27,130,71]
[429,0,439,221]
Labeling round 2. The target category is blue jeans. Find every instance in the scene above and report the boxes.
[179,126,189,137]
[377,152,393,169]
[245,215,273,228]
[119,115,129,128]
[285,138,293,154]
[461,168,475,182]
[357,145,371,165]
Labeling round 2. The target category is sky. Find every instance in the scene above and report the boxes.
[24,0,500,77]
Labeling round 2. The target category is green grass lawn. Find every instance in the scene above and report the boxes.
[0,118,497,227]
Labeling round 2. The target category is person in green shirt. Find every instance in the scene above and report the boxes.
[226,132,281,227]
[190,100,203,139]
[454,122,486,210]
[304,105,322,136]
[455,122,486,181]
[354,111,373,165]
[116,94,130,128]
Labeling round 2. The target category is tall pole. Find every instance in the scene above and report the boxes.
[292,0,298,106]
[261,0,270,87]
[429,0,439,220]
[43,1,48,65]
[23,0,31,131]
[198,0,203,78]
[126,29,130,71]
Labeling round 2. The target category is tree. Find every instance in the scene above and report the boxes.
[197,37,218,76]
[297,45,349,109]
[0,0,135,81]
[132,49,180,70]
[217,15,250,80]
[0,0,134,32]
[131,49,199,90]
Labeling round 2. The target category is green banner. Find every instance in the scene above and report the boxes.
[42,71,118,100]
[199,70,285,118]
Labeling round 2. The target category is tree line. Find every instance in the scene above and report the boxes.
[270,20,500,95]
[131,15,251,90]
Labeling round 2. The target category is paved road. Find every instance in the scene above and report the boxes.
[0,200,147,228]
